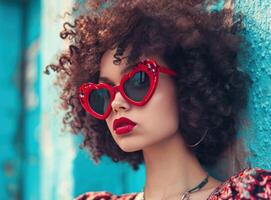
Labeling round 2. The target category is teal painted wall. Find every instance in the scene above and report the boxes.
[0,1,23,199]
[23,0,41,199]
[0,0,270,199]
[235,0,271,169]
[0,0,41,199]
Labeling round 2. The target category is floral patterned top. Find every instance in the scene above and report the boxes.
[75,167,271,200]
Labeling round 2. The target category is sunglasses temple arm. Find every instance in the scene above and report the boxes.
[159,67,177,76]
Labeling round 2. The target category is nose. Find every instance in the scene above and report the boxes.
[111,92,131,114]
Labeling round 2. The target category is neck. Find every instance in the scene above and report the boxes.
[142,132,219,200]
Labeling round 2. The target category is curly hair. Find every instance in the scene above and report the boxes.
[46,0,252,170]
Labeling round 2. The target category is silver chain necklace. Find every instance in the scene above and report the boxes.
[140,175,209,200]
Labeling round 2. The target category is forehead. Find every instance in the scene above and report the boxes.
[99,47,167,80]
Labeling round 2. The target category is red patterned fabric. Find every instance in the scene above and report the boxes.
[75,168,271,200]
[208,167,271,200]
[74,191,139,200]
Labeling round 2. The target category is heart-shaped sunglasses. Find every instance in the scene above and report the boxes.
[79,58,177,120]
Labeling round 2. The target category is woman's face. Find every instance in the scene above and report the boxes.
[99,47,180,152]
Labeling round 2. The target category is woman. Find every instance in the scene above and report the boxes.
[46,0,271,199]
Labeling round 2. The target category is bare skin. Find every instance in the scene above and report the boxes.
[142,133,222,200]
[99,46,222,200]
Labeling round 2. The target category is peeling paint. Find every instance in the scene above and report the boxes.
[25,40,40,110]
[3,161,14,177]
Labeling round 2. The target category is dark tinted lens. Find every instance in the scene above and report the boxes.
[123,71,150,101]
[88,88,110,115]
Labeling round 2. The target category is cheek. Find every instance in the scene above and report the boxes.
[139,78,179,137]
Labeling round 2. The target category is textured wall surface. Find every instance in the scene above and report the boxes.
[0,2,23,199]
[235,0,271,169]
[0,0,41,199]
[23,0,41,199]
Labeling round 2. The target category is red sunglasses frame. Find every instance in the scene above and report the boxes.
[79,58,177,120]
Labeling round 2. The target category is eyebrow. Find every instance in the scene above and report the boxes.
[98,63,136,85]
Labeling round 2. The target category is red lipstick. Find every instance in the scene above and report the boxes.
[113,117,137,135]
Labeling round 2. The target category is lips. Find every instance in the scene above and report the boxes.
[113,117,137,135]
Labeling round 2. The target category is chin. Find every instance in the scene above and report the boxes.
[118,144,142,153]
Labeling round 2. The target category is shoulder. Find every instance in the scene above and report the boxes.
[209,167,271,199]
[74,191,139,200]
